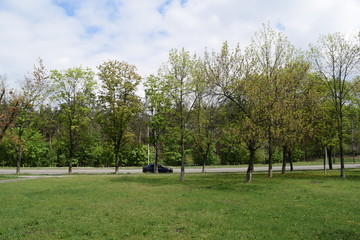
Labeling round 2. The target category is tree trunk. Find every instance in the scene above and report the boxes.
[245,145,256,183]
[353,152,356,163]
[327,147,333,169]
[69,127,74,174]
[324,147,327,173]
[16,146,22,174]
[268,144,273,178]
[340,141,345,178]
[154,142,159,174]
[339,112,345,178]
[281,147,286,174]
[114,150,120,174]
[180,131,185,182]
[202,152,206,173]
[286,148,293,171]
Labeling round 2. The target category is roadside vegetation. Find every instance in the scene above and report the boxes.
[0,170,359,239]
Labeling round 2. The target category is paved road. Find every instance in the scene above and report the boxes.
[0,164,359,175]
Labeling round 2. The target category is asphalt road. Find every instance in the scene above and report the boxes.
[0,164,359,175]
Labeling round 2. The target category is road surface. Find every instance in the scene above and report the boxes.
[0,164,359,175]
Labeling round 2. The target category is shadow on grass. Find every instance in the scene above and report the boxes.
[109,170,360,193]
[275,169,360,181]
[109,172,270,193]
[317,229,360,240]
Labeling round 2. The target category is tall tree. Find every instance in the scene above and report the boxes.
[159,48,197,182]
[310,32,360,178]
[97,60,142,174]
[275,61,318,174]
[204,41,264,183]
[144,74,171,173]
[50,67,96,174]
[4,59,49,173]
[247,23,301,178]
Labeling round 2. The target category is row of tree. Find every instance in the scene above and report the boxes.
[1,24,360,182]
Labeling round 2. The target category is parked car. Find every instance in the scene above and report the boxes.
[143,163,173,173]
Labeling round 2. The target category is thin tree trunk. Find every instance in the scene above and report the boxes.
[340,141,345,178]
[281,147,286,174]
[324,147,327,173]
[68,126,75,174]
[154,143,159,174]
[180,105,186,181]
[353,152,356,163]
[245,145,256,183]
[180,136,185,182]
[289,159,293,171]
[202,151,207,173]
[16,146,22,174]
[114,150,120,174]
[267,126,274,178]
[339,112,345,178]
[327,147,333,169]
[268,144,273,178]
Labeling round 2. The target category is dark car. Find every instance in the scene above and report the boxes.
[143,163,173,173]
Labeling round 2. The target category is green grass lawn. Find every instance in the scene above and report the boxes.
[0,171,359,240]
[0,175,20,180]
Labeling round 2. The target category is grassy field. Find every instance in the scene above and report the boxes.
[0,171,359,240]
[0,175,20,180]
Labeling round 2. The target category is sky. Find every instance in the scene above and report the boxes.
[0,0,360,90]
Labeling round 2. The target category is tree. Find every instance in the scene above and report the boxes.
[204,41,265,183]
[276,61,320,174]
[97,60,142,174]
[309,32,360,178]
[50,67,96,174]
[144,74,171,173]
[5,59,49,173]
[246,23,301,178]
[0,75,20,140]
[159,48,198,182]
[189,58,219,173]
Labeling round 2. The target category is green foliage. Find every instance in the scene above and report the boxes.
[292,148,304,162]
[122,145,148,166]
[97,60,142,170]
[21,128,53,167]
[0,140,15,166]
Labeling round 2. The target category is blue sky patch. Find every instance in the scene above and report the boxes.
[105,0,123,21]
[276,22,286,31]
[157,0,173,15]
[86,26,101,35]
[180,0,188,6]
[52,0,79,17]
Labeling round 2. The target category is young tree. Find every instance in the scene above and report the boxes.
[204,41,264,183]
[97,60,142,174]
[309,32,360,178]
[144,74,171,173]
[50,67,96,174]
[159,48,198,182]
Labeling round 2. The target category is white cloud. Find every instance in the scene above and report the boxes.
[0,0,359,91]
